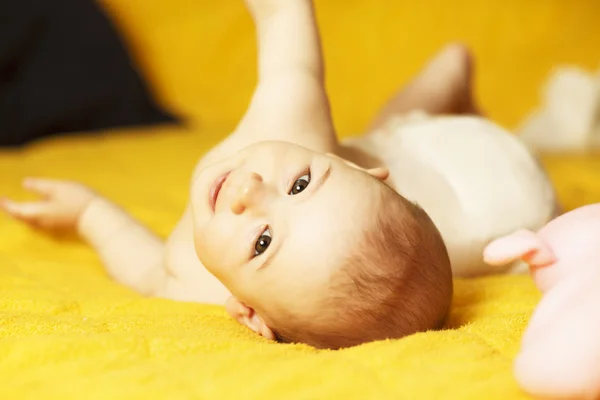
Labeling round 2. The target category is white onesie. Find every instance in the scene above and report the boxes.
[344,113,559,277]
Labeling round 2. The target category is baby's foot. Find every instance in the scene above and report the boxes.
[515,271,600,400]
[414,43,479,115]
[369,44,481,130]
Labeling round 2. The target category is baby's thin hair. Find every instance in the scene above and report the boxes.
[270,184,453,349]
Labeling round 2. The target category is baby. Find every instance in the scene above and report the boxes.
[0,0,555,349]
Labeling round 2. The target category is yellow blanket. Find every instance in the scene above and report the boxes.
[1,1,600,398]
[1,128,599,400]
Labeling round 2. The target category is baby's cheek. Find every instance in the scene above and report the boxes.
[192,218,217,263]
[194,216,239,274]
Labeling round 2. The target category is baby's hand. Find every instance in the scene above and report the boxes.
[244,0,304,19]
[0,178,96,231]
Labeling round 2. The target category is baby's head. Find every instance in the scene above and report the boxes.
[191,141,453,349]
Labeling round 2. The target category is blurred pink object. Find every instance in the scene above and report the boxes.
[484,204,600,400]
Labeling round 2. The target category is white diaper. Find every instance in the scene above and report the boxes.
[344,113,558,277]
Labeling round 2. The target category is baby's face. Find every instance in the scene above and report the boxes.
[190,141,386,320]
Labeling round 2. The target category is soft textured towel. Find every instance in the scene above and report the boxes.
[1,0,600,398]
[0,128,599,399]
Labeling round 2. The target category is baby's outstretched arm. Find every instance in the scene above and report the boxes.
[235,0,337,151]
[0,179,166,296]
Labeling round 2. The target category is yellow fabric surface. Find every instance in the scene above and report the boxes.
[1,132,599,400]
[1,1,600,399]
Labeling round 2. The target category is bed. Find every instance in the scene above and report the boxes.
[1,1,599,398]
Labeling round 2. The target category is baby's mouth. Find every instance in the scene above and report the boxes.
[209,172,231,212]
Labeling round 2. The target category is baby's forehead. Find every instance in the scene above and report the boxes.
[272,195,375,278]
[259,187,412,312]
[267,171,407,280]
[280,213,349,270]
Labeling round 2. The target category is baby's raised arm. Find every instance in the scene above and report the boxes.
[235,0,337,151]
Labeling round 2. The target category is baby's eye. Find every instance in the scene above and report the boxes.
[289,172,310,195]
[254,227,272,256]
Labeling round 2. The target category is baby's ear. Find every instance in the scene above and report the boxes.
[483,229,556,267]
[325,152,360,169]
[225,296,275,340]
[366,167,389,181]
[325,153,389,180]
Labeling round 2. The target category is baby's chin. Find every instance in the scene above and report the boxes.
[189,179,223,235]
[189,179,208,218]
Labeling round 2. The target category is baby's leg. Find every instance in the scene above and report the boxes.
[369,44,481,131]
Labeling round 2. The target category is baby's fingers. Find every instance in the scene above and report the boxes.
[0,198,50,222]
[22,178,63,198]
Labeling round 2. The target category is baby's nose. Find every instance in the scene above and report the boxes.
[230,172,266,214]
